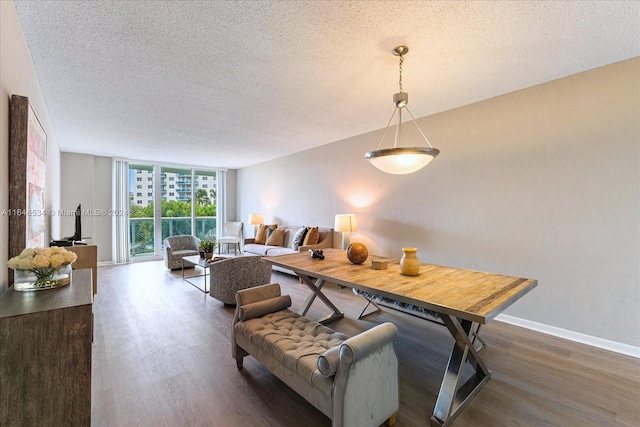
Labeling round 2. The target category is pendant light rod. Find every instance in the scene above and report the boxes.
[404,106,435,149]
[373,106,399,151]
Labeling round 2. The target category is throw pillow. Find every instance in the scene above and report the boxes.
[302,226,320,246]
[239,295,292,321]
[291,227,308,250]
[317,346,340,377]
[255,224,277,244]
[265,228,286,246]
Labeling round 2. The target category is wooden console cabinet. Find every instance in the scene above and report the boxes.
[67,244,98,294]
[0,269,93,426]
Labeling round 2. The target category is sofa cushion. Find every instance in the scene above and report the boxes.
[265,247,297,257]
[303,227,320,246]
[291,227,308,251]
[255,224,277,244]
[266,228,286,246]
[244,244,272,256]
[172,249,199,257]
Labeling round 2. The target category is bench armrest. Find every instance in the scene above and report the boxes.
[339,322,397,363]
[232,283,282,359]
[235,282,281,307]
[238,295,291,321]
[333,322,399,427]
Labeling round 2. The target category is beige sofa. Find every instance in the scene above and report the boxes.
[233,283,399,427]
[244,226,333,274]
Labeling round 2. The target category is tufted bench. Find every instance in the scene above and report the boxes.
[233,283,399,427]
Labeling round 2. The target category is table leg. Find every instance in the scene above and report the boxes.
[298,274,344,323]
[430,316,491,427]
[182,259,209,294]
[204,264,209,294]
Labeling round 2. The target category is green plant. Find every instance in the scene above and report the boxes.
[199,239,216,253]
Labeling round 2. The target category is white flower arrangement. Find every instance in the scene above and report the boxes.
[8,247,77,271]
[8,247,78,289]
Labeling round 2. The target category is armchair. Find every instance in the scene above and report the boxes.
[208,256,272,305]
[163,235,200,270]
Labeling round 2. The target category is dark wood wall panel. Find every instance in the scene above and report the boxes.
[8,95,29,286]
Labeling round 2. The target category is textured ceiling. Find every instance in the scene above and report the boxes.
[14,1,640,169]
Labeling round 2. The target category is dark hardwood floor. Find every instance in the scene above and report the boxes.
[92,261,640,426]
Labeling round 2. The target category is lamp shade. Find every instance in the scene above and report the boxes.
[248,213,264,225]
[334,214,358,232]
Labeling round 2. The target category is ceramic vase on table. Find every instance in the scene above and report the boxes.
[400,247,420,276]
[13,263,73,291]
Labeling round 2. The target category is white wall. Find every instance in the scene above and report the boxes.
[60,153,113,263]
[226,169,238,222]
[0,1,62,295]
[238,58,640,348]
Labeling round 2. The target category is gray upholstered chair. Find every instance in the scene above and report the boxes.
[208,256,272,305]
[218,222,243,254]
[163,235,200,270]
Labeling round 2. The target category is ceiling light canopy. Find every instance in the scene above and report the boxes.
[365,46,439,175]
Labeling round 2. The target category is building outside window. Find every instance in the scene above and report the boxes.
[129,165,218,258]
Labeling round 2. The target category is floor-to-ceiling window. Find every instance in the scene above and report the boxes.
[128,164,219,259]
[129,164,155,257]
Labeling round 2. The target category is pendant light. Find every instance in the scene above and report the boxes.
[365,46,440,174]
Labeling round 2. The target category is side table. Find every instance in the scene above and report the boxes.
[181,254,235,293]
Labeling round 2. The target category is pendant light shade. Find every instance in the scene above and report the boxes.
[365,46,440,174]
[365,147,439,175]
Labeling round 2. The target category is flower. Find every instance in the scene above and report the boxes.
[7,246,77,271]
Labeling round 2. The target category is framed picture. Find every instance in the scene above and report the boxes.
[25,103,47,247]
[9,95,47,285]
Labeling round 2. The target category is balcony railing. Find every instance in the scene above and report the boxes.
[129,216,217,257]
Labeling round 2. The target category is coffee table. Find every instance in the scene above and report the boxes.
[181,254,234,293]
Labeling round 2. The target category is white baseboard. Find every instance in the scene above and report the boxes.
[97,261,114,267]
[495,314,640,359]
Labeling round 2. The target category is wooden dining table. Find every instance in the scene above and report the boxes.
[264,248,537,427]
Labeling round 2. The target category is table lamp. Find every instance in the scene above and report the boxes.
[334,214,358,251]
[248,213,264,237]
